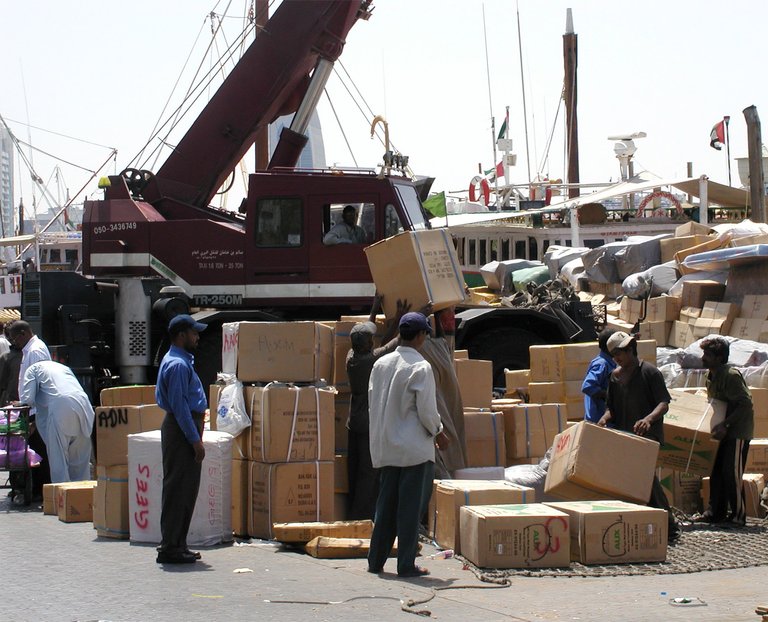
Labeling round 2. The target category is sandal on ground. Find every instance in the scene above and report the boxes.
[398,566,430,578]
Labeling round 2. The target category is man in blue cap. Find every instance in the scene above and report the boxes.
[155,314,208,564]
[367,311,448,578]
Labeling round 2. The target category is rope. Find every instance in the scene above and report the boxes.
[323,90,358,167]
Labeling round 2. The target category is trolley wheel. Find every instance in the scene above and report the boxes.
[23,472,32,506]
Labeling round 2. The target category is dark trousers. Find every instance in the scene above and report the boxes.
[347,429,378,520]
[708,438,750,523]
[368,461,434,575]
[648,475,677,530]
[159,413,202,553]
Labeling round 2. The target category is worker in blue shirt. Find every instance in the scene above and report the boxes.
[581,329,616,423]
[155,314,208,565]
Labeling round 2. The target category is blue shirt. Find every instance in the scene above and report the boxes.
[155,345,207,444]
[581,350,617,423]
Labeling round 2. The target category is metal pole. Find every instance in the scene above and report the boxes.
[744,105,765,222]
[482,4,499,207]
[724,115,732,186]
[516,2,532,189]
[699,175,709,225]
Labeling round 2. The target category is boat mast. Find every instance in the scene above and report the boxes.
[516,3,532,191]
[563,8,580,198]
[481,4,499,208]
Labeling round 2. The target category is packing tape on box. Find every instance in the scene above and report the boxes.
[685,402,713,474]
[412,228,466,305]
[491,412,501,466]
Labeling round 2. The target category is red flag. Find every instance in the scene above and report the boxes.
[496,160,504,178]
[710,120,725,150]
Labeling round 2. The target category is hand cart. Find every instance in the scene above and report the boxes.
[0,406,36,506]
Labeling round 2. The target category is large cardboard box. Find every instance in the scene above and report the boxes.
[751,388,768,437]
[743,473,766,518]
[231,459,250,537]
[504,369,530,395]
[681,280,726,309]
[675,237,727,273]
[364,229,466,319]
[669,320,694,349]
[272,520,373,543]
[434,480,534,554]
[331,321,355,393]
[645,296,681,323]
[244,385,335,463]
[58,484,96,523]
[546,500,667,564]
[222,321,333,383]
[248,460,334,539]
[619,297,643,324]
[459,504,570,568]
[334,394,350,453]
[93,465,129,539]
[679,306,702,324]
[656,468,702,515]
[463,411,506,467]
[746,439,768,475]
[561,343,598,381]
[660,235,711,263]
[639,321,672,347]
[740,295,768,320]
[99,385,156,407]
[529,345,564,382]
[675,222,712,238]
[545,422,659,504]
[51,481,97,517]
[658,391,726,475]
[728,318,768,341]
[528,382,565,404]
[637,339,657,362]
[95,405,165,467]
[42,483,55,515]
[692,302,739,339]
[455,359,493,408]
[503,403,567,460]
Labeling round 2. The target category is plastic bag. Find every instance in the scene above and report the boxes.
[215,374,250,437]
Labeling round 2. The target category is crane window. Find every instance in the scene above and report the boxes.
[322,202,375,245]
[384,204,404,238]
[255,198,303,247]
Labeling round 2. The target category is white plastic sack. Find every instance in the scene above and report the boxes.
[504,449,555,502]
[560,257,585,288]
[215,374,250,436]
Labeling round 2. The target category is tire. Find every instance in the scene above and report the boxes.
[463,326,549,389]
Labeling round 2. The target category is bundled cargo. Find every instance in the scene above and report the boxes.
[463,410,505,468]
[502,403,567,461]
[93,465,129,538]
[57,481,98,523]
[95,404,165,467]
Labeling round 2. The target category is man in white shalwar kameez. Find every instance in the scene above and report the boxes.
[19,360,94,483]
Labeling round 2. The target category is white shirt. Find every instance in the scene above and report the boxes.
[20,360,94,442]
[368,345,442,469]
[19,335,51,409]
[0,335,9,358]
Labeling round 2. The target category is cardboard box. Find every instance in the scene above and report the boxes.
[746,439,768,475]
[334,453,349,493]
[43,484,55,515]
[463,411,506,467]
[675,222,712,238]
[660,235,711,264]
[545,422,659,503]
[606,317,636,333]
[454,349,469,360]
[669,320,695,349]
[95,405,165,467]
[364,229,466,319]
[679,306,702,324]
[332,321,355,393]
[657,468,702,515]
[94,465,129,538]
[528,382,565,404]
[245,385,335,463]
[52,480,97,518]
[561,343,598,381]
[564,397,585,421]
[645,296,681,323]
[639,321,672,347]
[728,318,767,341]
[504,369,530,395]
[681,280,726,309]
[692,302,739,339]
[637,339,657,362]
[231,459,250,537]
[658,391,726,475]
[529,345,564,382]
[222,321,333,383]
[334,395,350,453]
[58,483,97,523]
[751,388,768,437]
[248,460,334,539]
[435,480,534,554]
[99,385,156,407]
[545,500,667,564]
[454,359,493,408]
[743,473,766,518]
[272,520,373,543]
[674,237,726,269]
[503,403,567,460]
[459,504,570,568]
[619,297,643,324]
[740,295,768,320]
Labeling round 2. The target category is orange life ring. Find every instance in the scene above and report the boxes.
[469,176,491,205]
[636,190,683,218]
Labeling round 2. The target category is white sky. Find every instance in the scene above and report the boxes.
[1,0,766,218]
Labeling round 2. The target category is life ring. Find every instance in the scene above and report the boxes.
[469,176,491,205]
[636,190,683,218]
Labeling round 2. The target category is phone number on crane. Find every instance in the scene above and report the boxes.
[92,222,137,234]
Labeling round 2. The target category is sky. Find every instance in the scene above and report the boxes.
[1,0,767,220]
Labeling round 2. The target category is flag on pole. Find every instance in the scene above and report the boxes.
[710,120,726,150]
[497,109,509,140]
[483,161,505,180]
[422,191,446,218]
